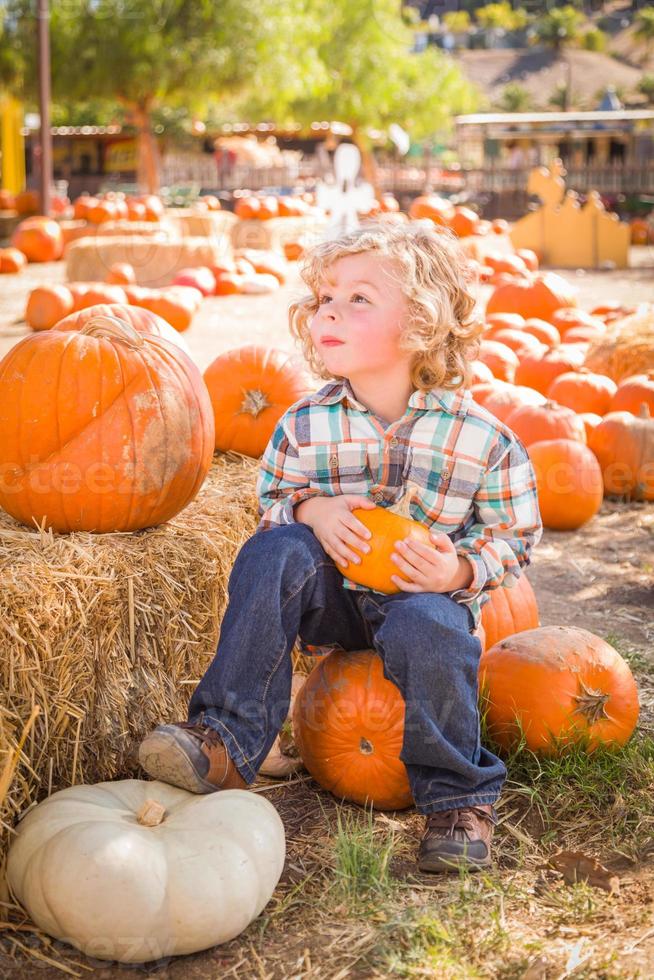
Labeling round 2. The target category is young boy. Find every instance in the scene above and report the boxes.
[139,222,542,873]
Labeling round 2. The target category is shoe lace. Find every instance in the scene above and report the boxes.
[426,806,496,839]
[178,721,224,750]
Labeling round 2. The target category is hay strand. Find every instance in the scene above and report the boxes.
[584,304,654,381]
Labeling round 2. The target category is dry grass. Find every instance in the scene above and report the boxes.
[584,305,654,382]
[0,453,260,882]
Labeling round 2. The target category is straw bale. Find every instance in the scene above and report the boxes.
[584,304,654,382]
[0,453,260,874]
[231,216,327,253]
[166,208,237,243]
[65,234,230,286]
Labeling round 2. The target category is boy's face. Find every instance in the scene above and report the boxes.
[310,252,412,382]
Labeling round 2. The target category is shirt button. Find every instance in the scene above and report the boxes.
[329,454,338,467]
[441,467,452,480]
[389,436,398,448]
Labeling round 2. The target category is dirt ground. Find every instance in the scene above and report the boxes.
[0,255,652,978]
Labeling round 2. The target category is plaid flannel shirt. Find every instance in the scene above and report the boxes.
[255,378,542,628]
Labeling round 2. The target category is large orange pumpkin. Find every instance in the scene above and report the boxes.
[203,345,313,458]
[522,318,560,349]
[481,384,546,423]
[486,272,577,321]
[292,649,413,810]
[610,371,654,416]
[480,574,539,652]
[477,339,519,383]
[479,627,639,754]
[528,439,603,530]
[408,195,455,226]
[54,302,193,358]
[0,313,214,532]
[505,400,586,447]
[515,345,585,395]
[25,285,74,331]
[340,486,432,594]
[550,308,605,340]
[11,217,63,262]
[546,369,617,416]
[588,406,654,501]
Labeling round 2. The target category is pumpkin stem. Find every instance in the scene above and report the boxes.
[136,799,166,826]
[359,737,374,755]
[572,678,610,726]
[79,314,144,349]
[239,388,271,418]
[388,481,420,519]
[638,403,651,420]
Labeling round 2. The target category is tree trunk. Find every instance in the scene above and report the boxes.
[131,102,160,195]
[351,126,382,202]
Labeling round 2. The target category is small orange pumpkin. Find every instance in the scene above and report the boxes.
[486,272,577,322]
[408,195,455,226]
[450,206,479,238]
[528,439,603,530]
[0,247,27,273]
[610,371,654,416]
[10,217,63,262]
[481,384,546,423]
[477,339,519,383]
[515,345,585,395]
[588,406,654,501]
[25,285,74,331]
[203,345,312,457]
[480,574,539,652]
[479,627,639,754]
[505,400,586,447]
[292,649,413,810]
[106,262,136,285]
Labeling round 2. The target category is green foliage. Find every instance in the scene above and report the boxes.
[331,805,398,911]
[475,2,528,32]
[634,8,654,51]
[443,11,471,34]
[581,27,607,52]
[638,74,654,104]
[237,0,478,143]
[495,82,533,112]
[535,5,584,50]
[549,81,571,109]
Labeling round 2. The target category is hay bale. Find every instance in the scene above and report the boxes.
[231,215,327,253]
[0,454,260,874]
[65,234,230,286]
[584,304,654,382]
[166,208,237,242]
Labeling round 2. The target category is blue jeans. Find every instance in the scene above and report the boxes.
[188,523,507,813]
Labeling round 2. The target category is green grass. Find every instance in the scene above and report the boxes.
[330,804,398,911]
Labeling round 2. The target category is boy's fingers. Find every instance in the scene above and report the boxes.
[344,495,377,510]
[429,530,454,551]
[342,512,372,542]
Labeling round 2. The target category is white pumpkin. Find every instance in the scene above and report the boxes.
[7,779,285,963]
[241,273,280,294]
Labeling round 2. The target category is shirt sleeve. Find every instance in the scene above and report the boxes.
[255,410,326,530]
[451,433,543,605]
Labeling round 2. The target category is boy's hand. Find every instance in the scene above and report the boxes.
[294,495,376,568]
[390,531,472,594]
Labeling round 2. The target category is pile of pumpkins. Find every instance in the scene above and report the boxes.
[469,271,653,522]
[23,246,290,333]
[408,193,512,240]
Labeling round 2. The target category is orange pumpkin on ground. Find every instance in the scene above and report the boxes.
[258,196,279,221]
[478,340,519,383]
[236,249,287,284]
[87,200,116,225]
[0,312,214,532]
[485,312,525,332]
[470,360,494,385]
[127,200,146,221]
[11,217,63,262]
[471,380,512,410]
[106,262,136,285]
[235,196,261,220]
[340,486,432,594]
[610,371,654,416]
[522,318,560,349]
[484,253,529,278]
[561,324,605,345]
[505,400,586,447]
[588,406,654,501]
[14,190,40,214]
[516,248,539,272]
[0,247,27,273]
[515,345,585,395]
[486,272,577,322]
[546,369,617,416]
[73,195,98,220]
[408,195,455,226]
[479,627,639,754]
[450,206,479,238]
[528,439,603,530]
[139,287,201,332]
[25,285,74,331]
[480,574,539,652]
[70,282,128,310]
[214,273,245,296]
[550,308,605,340]
[203,345,313,458]
[481,384,546,423]
[292,649,413,810]
[488,329,546,361]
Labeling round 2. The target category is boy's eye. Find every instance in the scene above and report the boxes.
[317,293,368,304]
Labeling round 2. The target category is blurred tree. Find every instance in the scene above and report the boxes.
[638,74,654,103]
[580,27,607,52]
[7,0,328,192]
[475,3,529,32]
[535,6,584,50]
[443,11,472,34]
[235,0,478,198]
[495,82,533,112]
[634,9,654,58]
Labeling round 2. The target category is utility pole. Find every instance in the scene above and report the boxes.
[37,0,52,216]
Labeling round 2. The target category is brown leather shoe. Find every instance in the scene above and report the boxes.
[138,721,248,794]
[417,804,497,873]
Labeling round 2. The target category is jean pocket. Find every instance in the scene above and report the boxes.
[298,440,373,494]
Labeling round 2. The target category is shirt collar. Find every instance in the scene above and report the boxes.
[310,379,471,417]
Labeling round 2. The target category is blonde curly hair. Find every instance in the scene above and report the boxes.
[289,221,483,391]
